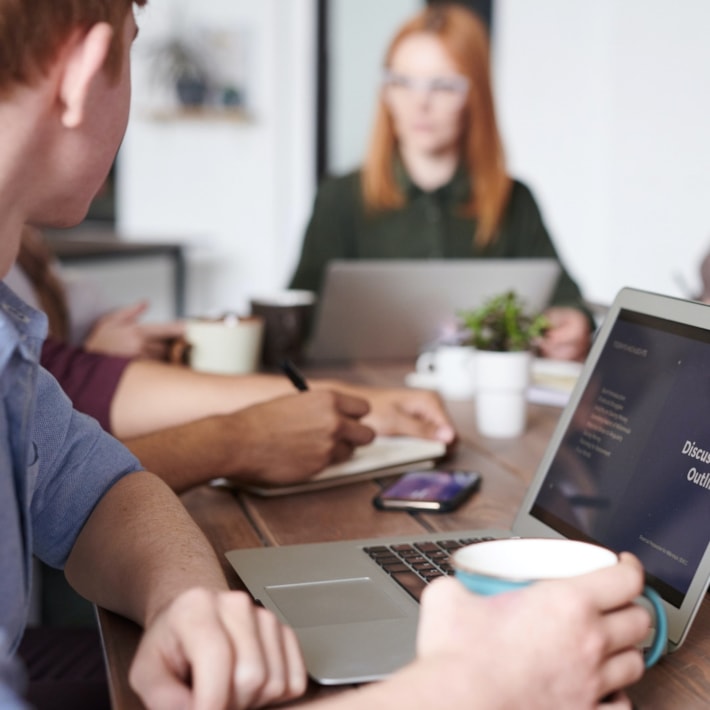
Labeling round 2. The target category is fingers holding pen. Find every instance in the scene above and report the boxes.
[279,359,376,460]
[333,392,376,442]
[318,390,375,464]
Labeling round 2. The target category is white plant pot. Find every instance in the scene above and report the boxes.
[474,350,532,438]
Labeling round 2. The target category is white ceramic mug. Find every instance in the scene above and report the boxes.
[416,345,476,400]
[452,538,668,668]
[185,315,264,375]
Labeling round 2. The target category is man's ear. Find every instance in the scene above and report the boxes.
[59,23,115,129]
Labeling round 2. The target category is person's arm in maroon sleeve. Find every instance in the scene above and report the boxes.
[41,336,131,433]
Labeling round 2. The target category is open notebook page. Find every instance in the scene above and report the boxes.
[214,436,446,497]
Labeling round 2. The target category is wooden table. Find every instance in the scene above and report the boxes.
[98,362,710,709]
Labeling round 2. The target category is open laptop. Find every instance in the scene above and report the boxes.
[227,287,710,684]
[307,258,560,362]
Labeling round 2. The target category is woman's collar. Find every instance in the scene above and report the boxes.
[394,157,470,202]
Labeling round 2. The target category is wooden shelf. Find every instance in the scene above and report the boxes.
[143,106,252,124]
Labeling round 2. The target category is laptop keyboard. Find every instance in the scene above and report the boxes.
[364,537,495,602]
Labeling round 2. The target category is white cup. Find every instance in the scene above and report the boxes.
[416,345,476,400]
[185,316,264,375]
[474,350,531,437]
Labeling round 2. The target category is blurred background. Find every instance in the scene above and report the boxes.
[75,0,710,321]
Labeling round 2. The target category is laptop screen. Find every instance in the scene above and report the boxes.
[307,259,560,362]
[531,308,710,608]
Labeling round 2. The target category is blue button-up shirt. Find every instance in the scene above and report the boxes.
[0,283,141,701]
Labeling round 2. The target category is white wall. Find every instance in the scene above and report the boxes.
[494,0,710,304]
[327,0,421,175]
[118,0,317,317]
[117,1,710,317]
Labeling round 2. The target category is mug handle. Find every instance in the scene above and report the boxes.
[416,350,436,373]
[641,586,668,668]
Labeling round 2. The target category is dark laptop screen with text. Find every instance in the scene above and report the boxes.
[532,309,710,608]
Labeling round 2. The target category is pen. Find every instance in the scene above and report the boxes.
[281,358,309,392]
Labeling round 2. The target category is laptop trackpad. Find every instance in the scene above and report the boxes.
[266,578,406,628]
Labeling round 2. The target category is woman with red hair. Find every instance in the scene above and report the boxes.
[291,3,591,361]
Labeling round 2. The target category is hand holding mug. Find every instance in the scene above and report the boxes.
[418,553,652,709]
[452,538,667,667]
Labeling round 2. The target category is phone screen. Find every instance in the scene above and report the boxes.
[375,470,481,511]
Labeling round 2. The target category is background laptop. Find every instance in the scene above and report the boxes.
[227,287,710,684]
[307,258,560,362]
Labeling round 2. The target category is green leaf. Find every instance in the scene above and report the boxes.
[457,291,549,352]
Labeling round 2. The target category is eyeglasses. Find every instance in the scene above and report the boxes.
[382,70,469,108]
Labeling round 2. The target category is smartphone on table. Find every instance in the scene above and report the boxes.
[373,469,482,512]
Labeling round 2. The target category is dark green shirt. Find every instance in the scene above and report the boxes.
[290,168,588,316]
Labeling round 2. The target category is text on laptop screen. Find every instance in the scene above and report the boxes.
[531,309,710,608]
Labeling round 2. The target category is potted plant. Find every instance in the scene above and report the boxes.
[149,35,212,107]
[458,290,548,352]
[458,291,548,437]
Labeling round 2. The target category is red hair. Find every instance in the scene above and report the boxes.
[362,3,511,247]
[0,0,148,96]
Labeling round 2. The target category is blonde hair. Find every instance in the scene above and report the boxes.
[362,3,511,247]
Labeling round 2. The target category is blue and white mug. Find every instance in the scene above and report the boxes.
[452,537,667,668]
